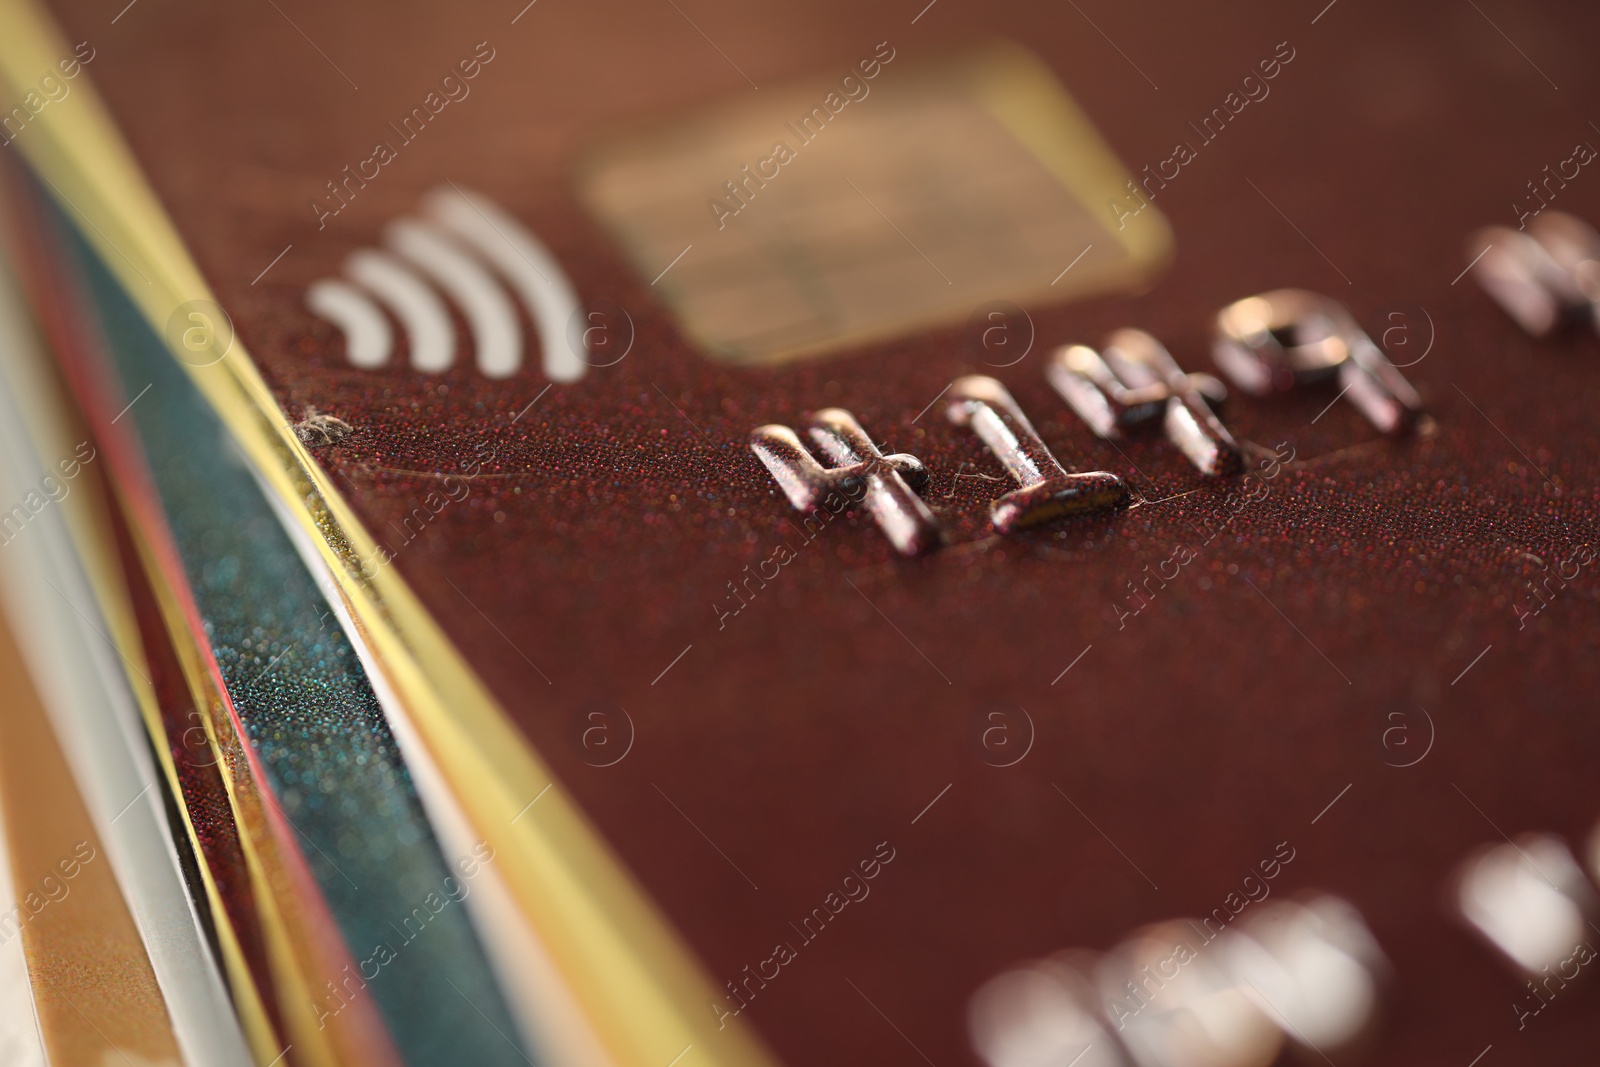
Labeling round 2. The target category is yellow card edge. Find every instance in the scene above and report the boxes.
[0,605,184,1066]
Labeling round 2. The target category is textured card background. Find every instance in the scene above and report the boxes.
[29,0,1600,1063]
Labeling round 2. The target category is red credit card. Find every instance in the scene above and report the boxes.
[7,0,1600,1063]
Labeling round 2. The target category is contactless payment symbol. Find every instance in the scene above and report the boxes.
[305,185,595,381]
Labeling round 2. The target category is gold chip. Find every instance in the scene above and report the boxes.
[577,40,1173,366]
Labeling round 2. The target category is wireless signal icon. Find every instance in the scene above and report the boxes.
[306,185,597,381]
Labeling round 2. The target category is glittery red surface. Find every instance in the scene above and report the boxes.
[43,0,1600,1062]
